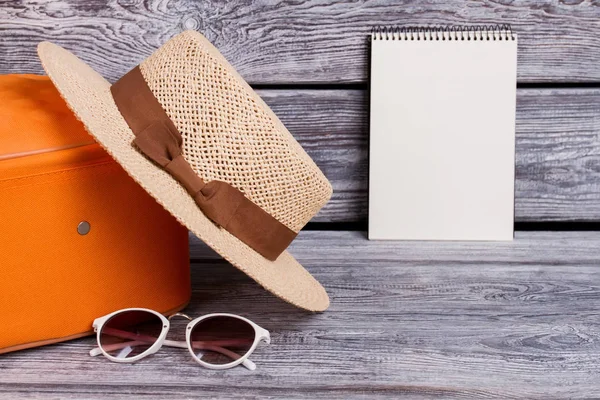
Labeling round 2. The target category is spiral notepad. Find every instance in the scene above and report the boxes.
[369,25,518,241]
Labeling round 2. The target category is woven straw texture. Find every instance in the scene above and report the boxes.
[37,31,331,311]
[141,31,331,233]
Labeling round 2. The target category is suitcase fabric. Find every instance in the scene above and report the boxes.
[0,74,191,353]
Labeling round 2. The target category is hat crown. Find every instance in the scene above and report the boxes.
[138,31,331,232]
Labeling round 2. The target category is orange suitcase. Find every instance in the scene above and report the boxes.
[0,74,191,353]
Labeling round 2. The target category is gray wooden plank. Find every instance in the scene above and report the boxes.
[2,231,600,399]
[1,0,599,83]
[256,87,600,223]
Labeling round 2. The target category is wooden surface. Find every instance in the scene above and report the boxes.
[2,0,600,398]
[1,2,599,222]
[2,231,600,399]
[1,0,600,83]
[259,88,600,223]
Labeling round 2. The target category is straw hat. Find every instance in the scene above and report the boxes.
[37,30,333,311]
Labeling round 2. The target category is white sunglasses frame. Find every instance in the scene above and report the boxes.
[90,308,270,371]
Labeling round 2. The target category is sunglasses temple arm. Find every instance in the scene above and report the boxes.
[89,339,187,356]
[89,327,159,356]
[89,332,256,370]
[164,339,256,371]
[89,340,150,356]
[90,340,256,370]
[187,341,256,371]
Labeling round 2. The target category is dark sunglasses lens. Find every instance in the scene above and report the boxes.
[99,310,164,359]
[190,316,256,365]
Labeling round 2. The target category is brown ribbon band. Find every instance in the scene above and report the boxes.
[110,66,296,261]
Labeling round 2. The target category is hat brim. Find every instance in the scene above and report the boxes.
[37,41,329,312]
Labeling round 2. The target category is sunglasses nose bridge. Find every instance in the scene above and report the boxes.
[167,312,192,321]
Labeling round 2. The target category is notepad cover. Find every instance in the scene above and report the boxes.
[369,32,517,240]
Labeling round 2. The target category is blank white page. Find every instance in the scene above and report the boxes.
[369,31,517,241]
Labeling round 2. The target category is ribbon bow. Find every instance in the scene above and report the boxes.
[110,66,296,261]
[132,121,295,261]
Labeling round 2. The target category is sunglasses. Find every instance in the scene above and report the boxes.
[90,308,270,370]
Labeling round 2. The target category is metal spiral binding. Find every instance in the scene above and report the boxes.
[371,25,515,41]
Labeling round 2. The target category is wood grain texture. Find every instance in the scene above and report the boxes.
[2,231,600,399]
[1,0,599,83]
[257,87,600,223]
